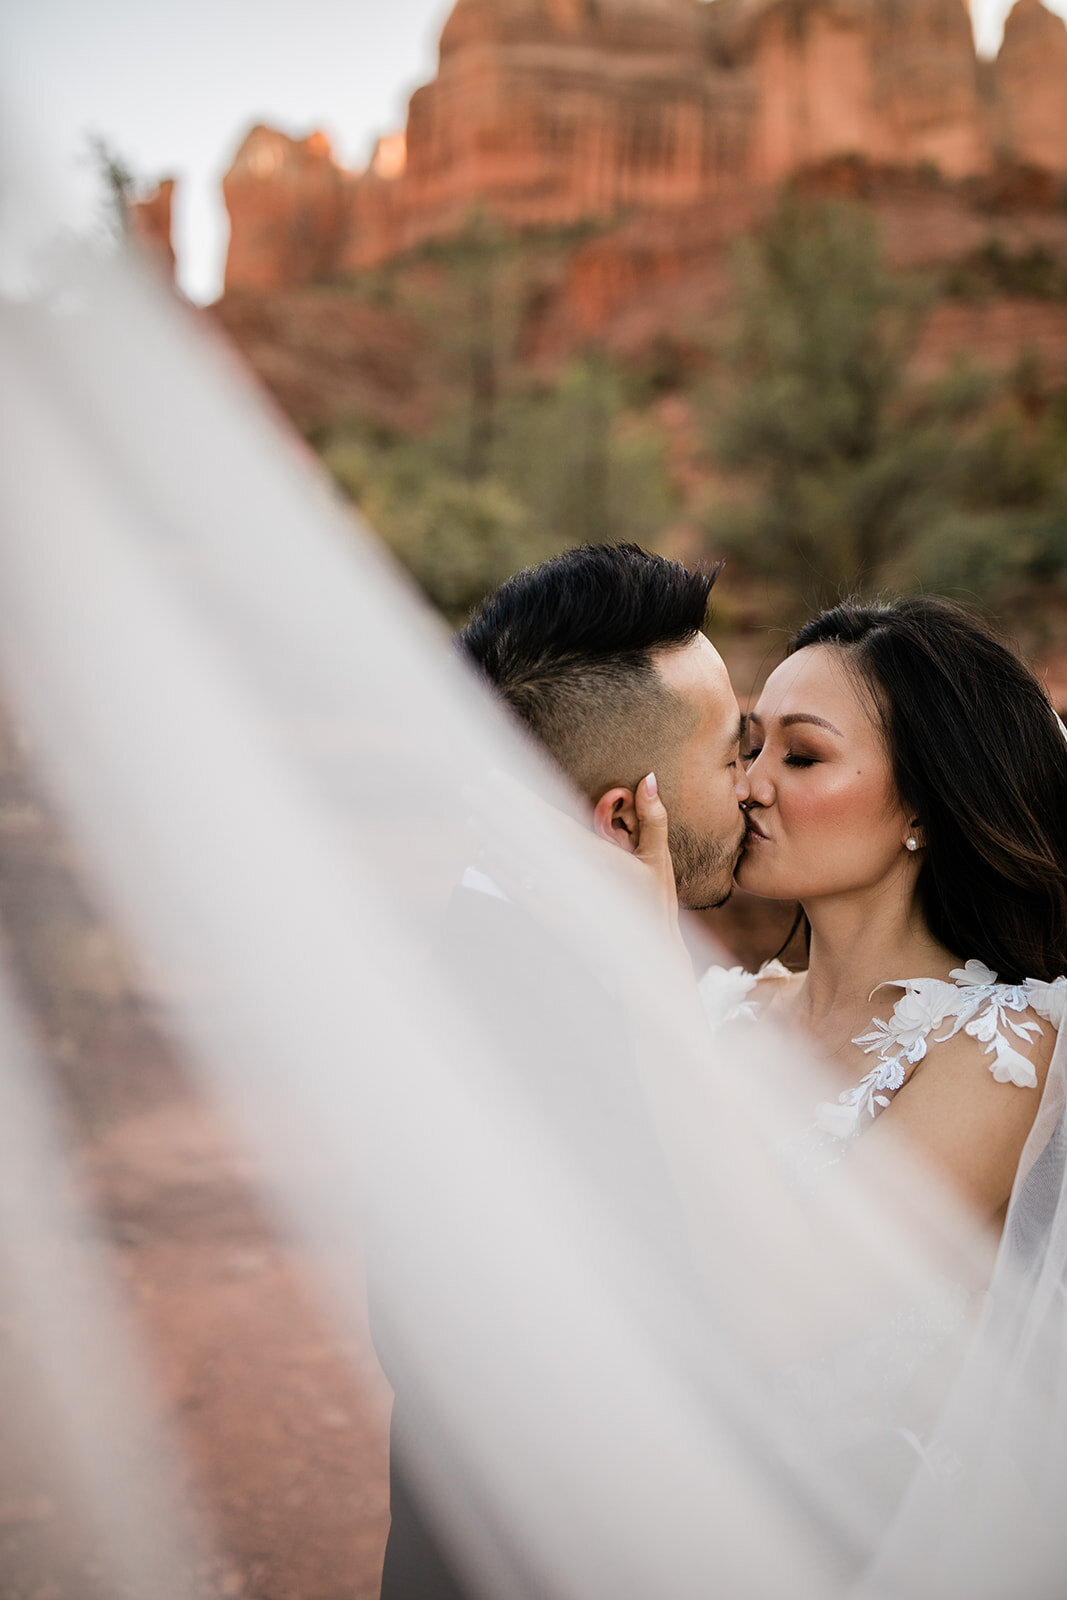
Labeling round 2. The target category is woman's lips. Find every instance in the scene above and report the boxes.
[744,818,769,843]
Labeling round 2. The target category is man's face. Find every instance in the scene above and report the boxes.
[652,636,748,910]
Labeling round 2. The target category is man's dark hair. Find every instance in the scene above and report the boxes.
[459,543,718,797]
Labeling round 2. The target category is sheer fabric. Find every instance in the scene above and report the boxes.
[702,955,1067,1576]
[2,172,1067,1599]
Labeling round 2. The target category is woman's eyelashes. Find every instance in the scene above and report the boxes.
[741,745,818,768]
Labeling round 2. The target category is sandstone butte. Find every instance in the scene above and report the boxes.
[215,0,1067,294]
[129,178,177,281]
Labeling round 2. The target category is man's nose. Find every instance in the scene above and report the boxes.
[734,764,751,804]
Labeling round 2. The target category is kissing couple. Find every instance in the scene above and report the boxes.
[379,541,1067,1600]
[460,541,1067,1214]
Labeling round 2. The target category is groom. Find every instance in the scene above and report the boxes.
[460,541,749,908]
[378,544,749,1600]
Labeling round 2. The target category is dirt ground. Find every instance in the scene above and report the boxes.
[0,721,392,1600]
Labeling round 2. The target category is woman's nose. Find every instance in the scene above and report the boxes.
[743,752,774,809]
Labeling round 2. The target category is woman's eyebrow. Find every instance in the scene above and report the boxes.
[780,713,844,736]
[743,711,843,736]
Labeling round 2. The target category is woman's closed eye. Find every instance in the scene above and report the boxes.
[742,745,818,768]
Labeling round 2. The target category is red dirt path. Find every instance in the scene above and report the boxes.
[0,722,391,1600]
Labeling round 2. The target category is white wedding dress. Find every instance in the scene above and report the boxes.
[701,956,1067,1179]
[701,954,1067,1574]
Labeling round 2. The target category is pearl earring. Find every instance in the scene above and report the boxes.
[906,837,918,852]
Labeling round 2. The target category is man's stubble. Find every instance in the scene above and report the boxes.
[669,818,740,912]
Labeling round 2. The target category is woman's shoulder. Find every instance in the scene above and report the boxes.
[813,961,1065,1145]
[859,961,1067,1090]
[699,957,799,1028]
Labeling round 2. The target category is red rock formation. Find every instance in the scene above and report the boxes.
[223,126,347,292]
[220,0,1067,292]
[213,167,1067,451]
[743,0,989,183]
[869,0,990,174]
[994,0,1067,173]
[742,0,882,183]
[129,178,177,281]
[341,0,744,270]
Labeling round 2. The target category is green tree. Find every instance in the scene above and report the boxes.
[905,363,1067,616]
[86,134,135,239]
[319,349,678,621]
[414,212,523,483]
[701,199,1067,625]
[322,422,549,624]
[702,198,938,605]
[494,353,678,549]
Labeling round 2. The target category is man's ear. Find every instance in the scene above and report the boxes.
[592,787,639,854]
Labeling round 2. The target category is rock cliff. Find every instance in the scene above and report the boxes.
[130,178,177,281]
[221,0,1067,292]
[222,126,347,293]
[994,0,1067,172]
[741,0,990,182]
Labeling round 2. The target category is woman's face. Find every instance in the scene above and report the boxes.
[736,646,913,903]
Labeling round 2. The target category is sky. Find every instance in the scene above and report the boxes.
[2,0,1063,304]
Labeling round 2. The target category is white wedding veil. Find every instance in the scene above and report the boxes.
[2,145,1067,1600]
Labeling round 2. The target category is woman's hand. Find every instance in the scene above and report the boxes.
[632,772,680,936]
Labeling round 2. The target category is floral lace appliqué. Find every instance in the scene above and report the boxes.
[814,959,1053,1143]
[699,959,793,1028]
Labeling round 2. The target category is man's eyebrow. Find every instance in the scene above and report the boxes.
[728,713,746,749]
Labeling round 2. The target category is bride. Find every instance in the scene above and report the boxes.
[630,596,1067,1548]
[662,595,1067,1228]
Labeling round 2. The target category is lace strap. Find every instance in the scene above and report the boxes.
[816,960,1058,1142]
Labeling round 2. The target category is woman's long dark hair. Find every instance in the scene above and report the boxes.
[786,598,1067,983]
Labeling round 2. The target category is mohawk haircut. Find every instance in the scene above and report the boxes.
[459,544,718,798]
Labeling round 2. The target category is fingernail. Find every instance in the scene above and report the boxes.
[644,771,657,798]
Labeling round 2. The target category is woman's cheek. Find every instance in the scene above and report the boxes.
[785,770,872,829]
[783,769,895,868]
